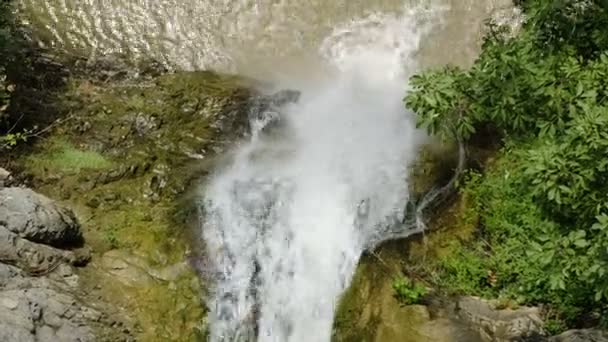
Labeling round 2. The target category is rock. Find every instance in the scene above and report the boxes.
[0,187,83,247]
[101,250,190,286]
[550,329,608,342]
[248,89,301,134]
[0,287,96,342]
[334,268,484,342]
[0,167,10,187]
[101,250,155,286]
[0,262,132,341]
[0,225,78,274]
[72,55,167,82]
[455,296,545,342]
[132,113,159,136]
[0,185,133,340]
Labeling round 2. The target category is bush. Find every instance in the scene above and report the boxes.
[406,0,608,329]
[0,0,15,144]
[439,154,605,326]
[392,276,428,305]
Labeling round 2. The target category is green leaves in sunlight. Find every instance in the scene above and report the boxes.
[406,0,608,330]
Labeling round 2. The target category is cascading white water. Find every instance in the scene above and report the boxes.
[201,6,441,342]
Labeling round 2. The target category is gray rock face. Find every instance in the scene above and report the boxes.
[0,187,82,247]
[550,329,608,342]
[455,296,545,342]
[0,187,131,341]
[0,278,98,342]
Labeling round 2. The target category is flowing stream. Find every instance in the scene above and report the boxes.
[19,0,514,341]
[202,8,433,340]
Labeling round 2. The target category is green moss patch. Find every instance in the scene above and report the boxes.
[26,139,113,174]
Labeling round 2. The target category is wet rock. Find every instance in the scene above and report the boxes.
[0,187,83,247]
[248,89,301,134]
[550,329,608,342]
[455,296,545,342]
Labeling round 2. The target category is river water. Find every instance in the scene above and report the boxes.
[18,1,513,341]
[18,0,513,78]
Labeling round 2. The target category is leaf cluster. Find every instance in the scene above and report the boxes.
[406,0,608,329]
[392,276,428,305]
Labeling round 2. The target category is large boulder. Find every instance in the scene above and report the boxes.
[550,329,608,342]
[0,187,82,247]
[0,185,131,342]
[455,296,545,341]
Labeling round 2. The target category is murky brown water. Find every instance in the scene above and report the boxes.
[18,0,513,79]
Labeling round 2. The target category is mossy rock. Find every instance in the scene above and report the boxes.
[333,194,479,342]
[13,69,255,341]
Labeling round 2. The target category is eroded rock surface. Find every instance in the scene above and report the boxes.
[550,329,608,342]
[455,296,545,342]
[0,187,82,247]
[100,249,189,287]
[0,186,130,341]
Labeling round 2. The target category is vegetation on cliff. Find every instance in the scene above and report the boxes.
[0,0,14,138]
[406,0,608,331]
[1,0,67,150]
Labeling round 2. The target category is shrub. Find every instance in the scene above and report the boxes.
[406,0,608,329]
[392,276,428,305]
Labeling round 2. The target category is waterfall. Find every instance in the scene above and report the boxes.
[201,6,441,341]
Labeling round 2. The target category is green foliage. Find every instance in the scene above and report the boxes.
[406,2,608,141]
[103,225,122,249]
[523,0,608,59]
[392,276,428,305]
[0,0,12,58]
[544,317,568,335]
[0,0,16,147]
[0,130,28,148]
[437,154,607,325]
[406,0,608,329]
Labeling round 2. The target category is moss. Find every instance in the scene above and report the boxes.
[333,188,478,341]
[14,70,252,341]
[26,139,113,174]
[333,259,385,342]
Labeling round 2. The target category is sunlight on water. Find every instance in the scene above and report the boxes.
[19,0,512,77]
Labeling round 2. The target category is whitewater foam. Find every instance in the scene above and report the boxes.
[201,6,441,342]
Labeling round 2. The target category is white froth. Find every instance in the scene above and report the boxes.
[202,6,440,341]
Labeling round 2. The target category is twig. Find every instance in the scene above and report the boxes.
[6,112,24,134]
[370,249,393,272]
